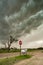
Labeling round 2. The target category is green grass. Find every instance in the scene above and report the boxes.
[0,48,43,53]
[0,55,32,65]
[0,48,20,53]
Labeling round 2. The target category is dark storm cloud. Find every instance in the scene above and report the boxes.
[0,0,43,40]
[0,0,28,16]
[0,19,10,40]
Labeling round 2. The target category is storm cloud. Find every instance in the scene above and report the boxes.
[0,0,43,41]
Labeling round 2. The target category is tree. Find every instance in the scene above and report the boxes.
[1,35,18,51]
[7,35,18,51]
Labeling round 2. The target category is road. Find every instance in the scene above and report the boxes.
[0,50,43,65]
[0,52,19,59]
[14,50,43,65]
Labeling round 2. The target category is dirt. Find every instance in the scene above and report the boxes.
[0,52,19,59]
[0,50,43,65]
[14,50,43,65]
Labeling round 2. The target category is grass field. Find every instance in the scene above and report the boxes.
[0,47,43,53]
[0,48,20,53]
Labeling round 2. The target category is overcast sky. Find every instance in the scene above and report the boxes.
[0,0,43,48]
